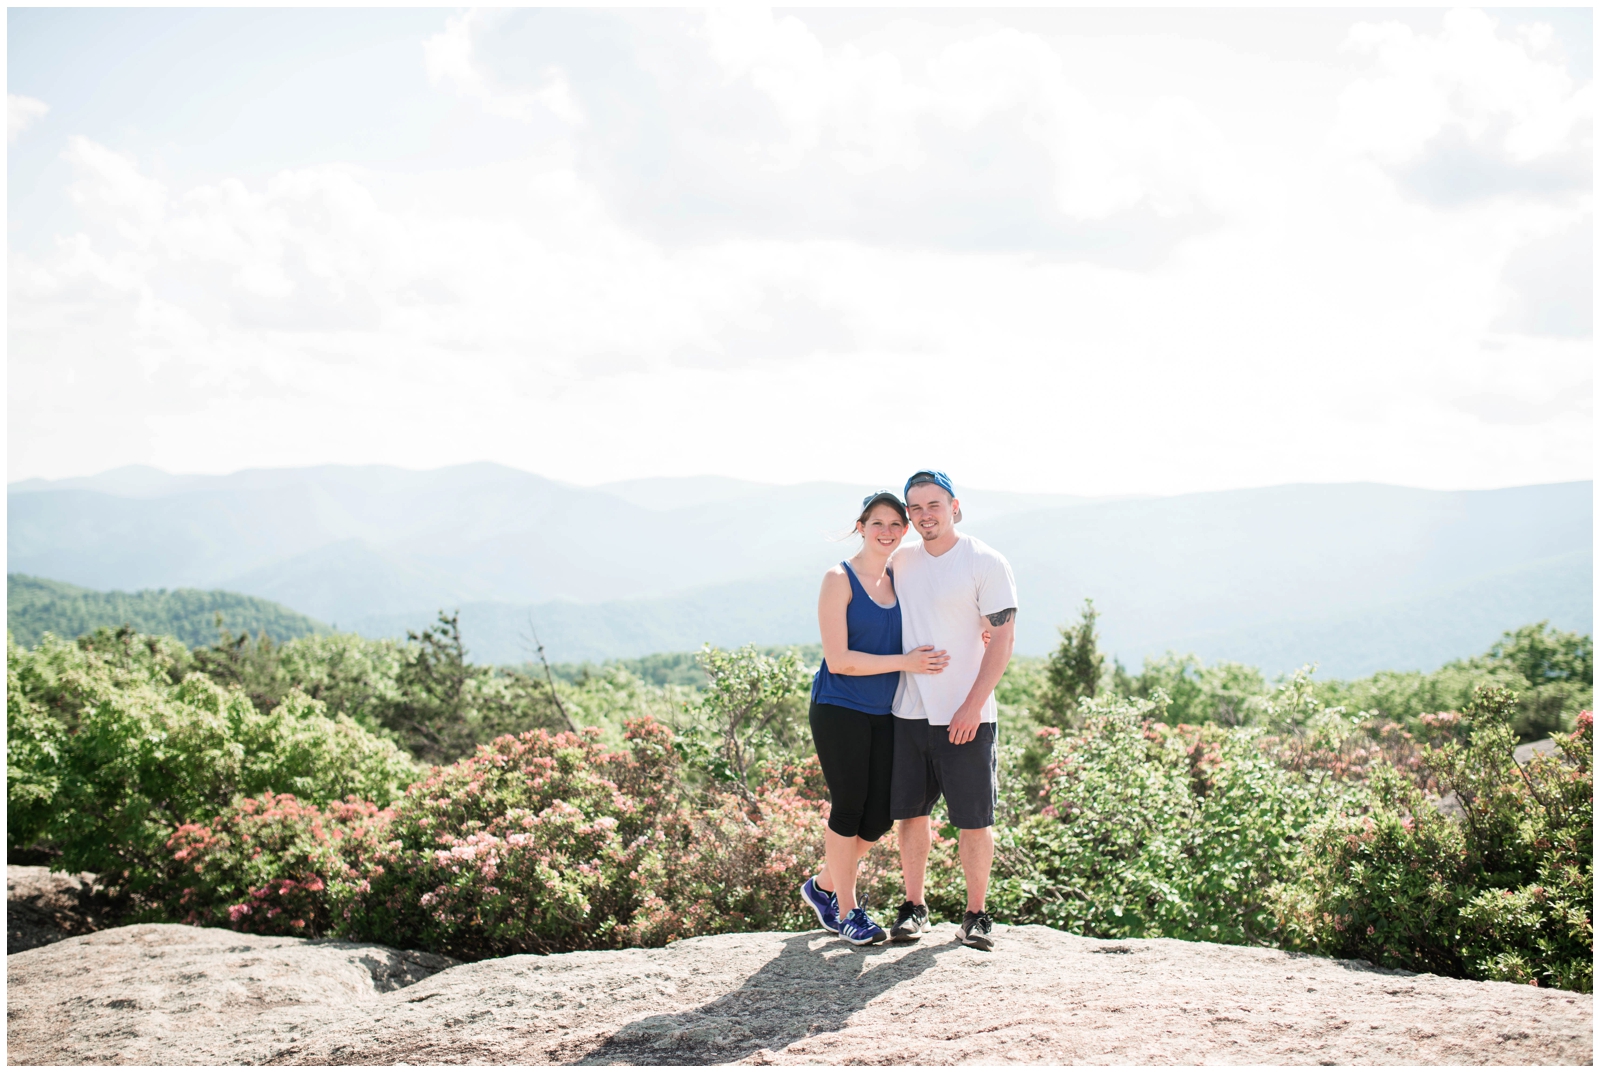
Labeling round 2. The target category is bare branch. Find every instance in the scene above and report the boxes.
[524,617,578,734]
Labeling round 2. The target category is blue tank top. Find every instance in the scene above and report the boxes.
[811,561,903,715]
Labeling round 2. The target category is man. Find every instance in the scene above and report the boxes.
[886,469,1017,951]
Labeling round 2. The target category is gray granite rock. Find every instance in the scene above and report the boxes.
[8,921,1591,1066]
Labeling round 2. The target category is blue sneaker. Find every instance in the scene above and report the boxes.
[800,877,840,934]
[839,906,888,946]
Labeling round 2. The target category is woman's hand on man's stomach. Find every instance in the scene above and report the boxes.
[905,645,949,675]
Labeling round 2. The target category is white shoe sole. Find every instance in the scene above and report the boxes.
[959,930,994,951]
[800,883,840,934]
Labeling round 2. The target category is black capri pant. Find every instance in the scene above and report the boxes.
[809,701,894,842]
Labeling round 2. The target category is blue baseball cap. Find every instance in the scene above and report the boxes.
[904,469,954,500]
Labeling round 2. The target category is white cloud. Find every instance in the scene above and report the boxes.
[1334,8,1591,176]
[64,136,167,244]
[695,11,1235,223]
[8,93,49,143]
[422,10,584,125]
[7,10,1592,492]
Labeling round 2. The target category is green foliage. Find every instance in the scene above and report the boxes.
[6,632,418,891]
[986,693,1354,945]
[1105,622,1591,744]
[557,665,699,745]
[546,644,823,689]
[1274,690,1592,991]
[9,610,1592,991]
[268,632,410,732]
[549,650,710,688]
[1120,653,1269,726]
[7,574,325,649]
[187,618,569,761]
[1317,622,1592,741]
[994,655,1046,711]
[673,644,811,800]
[377,613,570,762]
[1039,599,1105,726]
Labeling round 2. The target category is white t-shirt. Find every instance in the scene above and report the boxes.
[890,532,1019,726]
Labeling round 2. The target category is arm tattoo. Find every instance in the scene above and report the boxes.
[985,607,1016,627]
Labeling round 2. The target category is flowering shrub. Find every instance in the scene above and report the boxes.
[652,783,825,939]
[339,720,676,957]
[1274,694,1592,991]
[152,716,852,959]
[158,794,393,937]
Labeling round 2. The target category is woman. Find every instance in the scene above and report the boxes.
[799,490,947,945]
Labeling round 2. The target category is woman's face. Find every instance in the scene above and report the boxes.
[857,503,908,555]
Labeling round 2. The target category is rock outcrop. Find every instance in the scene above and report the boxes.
[7,866,124,954]
[7,920,1590,1065]
[7,924,454,1065]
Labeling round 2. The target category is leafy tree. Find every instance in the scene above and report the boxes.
[546,644,824,689]
[1486,622,1593,740]
[1040,599,1106,726]
[272,632,409,734]
[192,620,294,716]
[379,612,568,763]
[676,644,810,804]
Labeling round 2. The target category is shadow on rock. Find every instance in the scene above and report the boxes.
[298,939,457,991]
[7,866,128,954]
[577,932,958,1065]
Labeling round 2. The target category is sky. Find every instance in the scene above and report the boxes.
[7,7,1593,496]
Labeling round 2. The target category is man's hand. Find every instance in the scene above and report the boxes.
[949,608,1016,745]
[947,702,983,745]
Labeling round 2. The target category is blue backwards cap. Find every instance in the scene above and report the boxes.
[904,469,954,500]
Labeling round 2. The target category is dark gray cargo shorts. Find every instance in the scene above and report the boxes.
[889,718,998,830]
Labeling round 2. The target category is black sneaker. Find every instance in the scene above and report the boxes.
[958,910,994,951]
[890,901,929,942]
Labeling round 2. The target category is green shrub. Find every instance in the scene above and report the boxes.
[1272,766,1472,976]
[986,694,1347,943]
[7,633,418,889]
[1118,653,1268,726]
[1274,691,1592,991]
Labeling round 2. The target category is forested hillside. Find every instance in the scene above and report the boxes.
[6,574,325,648]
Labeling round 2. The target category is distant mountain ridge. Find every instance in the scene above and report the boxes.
[5,463,1089,617]
[6,574,326,649]
[7,465,1592,675]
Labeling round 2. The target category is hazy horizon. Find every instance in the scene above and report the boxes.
[9,459,1593,502]
[9,472,1591,673]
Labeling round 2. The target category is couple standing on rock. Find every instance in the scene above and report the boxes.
[801,470,1018,951]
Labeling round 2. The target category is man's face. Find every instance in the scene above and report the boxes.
[906,483,957,543]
